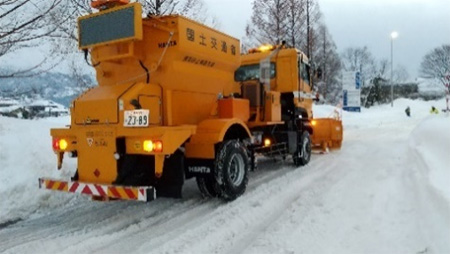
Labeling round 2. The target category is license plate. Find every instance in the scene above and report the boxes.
[124,110,149,127]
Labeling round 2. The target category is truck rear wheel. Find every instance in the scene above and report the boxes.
[293,131,311,166]
[196,176,221,198]
[215,140,249,201]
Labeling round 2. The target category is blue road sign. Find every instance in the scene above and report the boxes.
[343,90,348,106]
[355,72,361,89]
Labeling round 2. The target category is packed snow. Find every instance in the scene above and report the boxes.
[0,98,449,254]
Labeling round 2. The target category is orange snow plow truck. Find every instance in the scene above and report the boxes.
[39,0,342,202]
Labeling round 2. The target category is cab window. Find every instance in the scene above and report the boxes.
[235,63,276,82]
[299,61,310,84]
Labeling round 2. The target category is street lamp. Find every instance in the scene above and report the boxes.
[390,31,398,107]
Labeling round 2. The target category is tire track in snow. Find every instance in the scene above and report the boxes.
[241,132,443,254]
[0,159,306,253]
[59,160,308,253]
[0,198,182,253]
[137,154,344,254]
[224,154,348,254]
[242,142,391,253]
[61,197,220,253]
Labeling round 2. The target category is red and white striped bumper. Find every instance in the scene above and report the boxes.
[38,178,156,202]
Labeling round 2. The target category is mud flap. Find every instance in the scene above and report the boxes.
[185,158,215,179]
[156,149,185,198]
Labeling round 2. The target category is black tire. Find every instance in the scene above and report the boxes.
[215,140,249,201]
[293,131,311,166]
[196,176,221,198]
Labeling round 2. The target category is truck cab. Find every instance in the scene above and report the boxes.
[236,46,315,123]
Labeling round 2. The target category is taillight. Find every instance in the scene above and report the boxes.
[143,140,163,153]
[153,140,163,153]
[52,138,68,151]
[52,138,60,150]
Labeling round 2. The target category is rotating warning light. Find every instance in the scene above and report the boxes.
[258,44,274,52]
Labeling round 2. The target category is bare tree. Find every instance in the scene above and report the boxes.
[314,24,341,103]
[244,0,321,50]
[375,59,409,83]
[245,0,290,46]
[341,46,377,80]
[377,59,389,79]
[286,0,304,49]
[420,44,450,87]
[141,0,217,26]
[303,0,321,64]
[393,65,410,83]
[0,0,64,78]
[244,0,340,100]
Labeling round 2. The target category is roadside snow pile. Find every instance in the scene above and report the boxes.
[409,114,450,203]
[0,116,76,224]
[314,98,447,130]
[312,104,342,119]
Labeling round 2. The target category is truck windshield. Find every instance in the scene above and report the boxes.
[299,62,310,84]
[235,63,276,82]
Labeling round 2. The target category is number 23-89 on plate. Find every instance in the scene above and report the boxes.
[124,110,149,127]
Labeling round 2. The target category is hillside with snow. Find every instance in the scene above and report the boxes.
[0,98,449,254]
[0,70,95,107]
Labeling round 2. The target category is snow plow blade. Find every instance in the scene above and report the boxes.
[38,178,156,202]
[311,118,343,151]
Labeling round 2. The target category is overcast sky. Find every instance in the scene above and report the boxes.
[205,0,450,78]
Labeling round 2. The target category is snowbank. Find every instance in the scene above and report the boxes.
[409,115,450,203]
[0,116,76,224]
[314,98,447,129]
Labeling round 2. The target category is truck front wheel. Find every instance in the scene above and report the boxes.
[293,131,311,166]
[215,140,249,201]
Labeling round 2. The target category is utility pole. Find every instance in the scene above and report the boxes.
[390,31,398,107]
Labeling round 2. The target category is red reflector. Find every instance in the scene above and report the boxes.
[52,138,60,150]
[154,140,163,152]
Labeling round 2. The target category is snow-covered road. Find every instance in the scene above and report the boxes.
[0,99,449,254]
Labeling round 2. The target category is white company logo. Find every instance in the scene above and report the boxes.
[87,138,94,147]
[188,166,211,174]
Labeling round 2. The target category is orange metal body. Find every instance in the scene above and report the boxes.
[311,118,343,150]
[218,98,250,122]
[237,46,343,151]
[42,2,342,202]
[264,91,281,122]
[49,4,248,188]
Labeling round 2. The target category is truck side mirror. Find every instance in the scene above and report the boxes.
[316,67,323,79]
